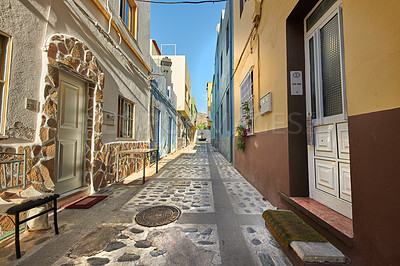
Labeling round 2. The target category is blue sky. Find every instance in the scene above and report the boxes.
[150,1,226,113]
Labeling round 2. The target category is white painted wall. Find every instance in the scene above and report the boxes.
[0,0,51,140]
[166,56,191,118]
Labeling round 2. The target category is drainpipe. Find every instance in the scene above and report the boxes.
[106,0,113,34]
[228,0,234,165]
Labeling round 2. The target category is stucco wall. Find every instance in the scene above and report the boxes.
[342,0,400,116]
[232,0,400,264]
[0,0,51,140]
[168,56,191,118]
[233,0,297,133]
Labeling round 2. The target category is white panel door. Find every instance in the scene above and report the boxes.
[339,163,352,202]
[305,1,352,218]
[55,73,85,194]
[315,159,338,196]
[337,123,350,160]
[314,124,336,158]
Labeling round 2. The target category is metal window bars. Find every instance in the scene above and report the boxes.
[0,150,27,191]
[240,95,254,135]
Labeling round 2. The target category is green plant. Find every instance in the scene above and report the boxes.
[196,122,207,130]
[236,124,247,151]
[241,101,252,128]
[235,100,253,152]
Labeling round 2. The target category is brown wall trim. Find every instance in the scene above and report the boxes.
[285,0,318,197]
[348,107,400,265]
[234,128,290,208]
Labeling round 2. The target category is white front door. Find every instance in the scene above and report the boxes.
[55,73,86,194]
[305,0,352,218]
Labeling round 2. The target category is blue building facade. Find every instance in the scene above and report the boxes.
[150,57,177,158]
[211,3,234,163]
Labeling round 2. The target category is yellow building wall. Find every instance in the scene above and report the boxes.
[342,0,400,116]
[233,0,297,133]
[234,0,400,133]
[207,82,212,111]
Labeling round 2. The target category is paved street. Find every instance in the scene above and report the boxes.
[0,144,291,266]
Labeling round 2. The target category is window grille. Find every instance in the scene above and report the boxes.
[240,68,254,134]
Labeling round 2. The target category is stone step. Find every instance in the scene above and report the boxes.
[290,241,346,264]
[262,210,347,265]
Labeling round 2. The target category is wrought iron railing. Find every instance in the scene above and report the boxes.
[0,150,27,191]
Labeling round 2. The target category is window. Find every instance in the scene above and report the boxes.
[307,8,345,121]
[240,0,247,17]
[220,105,223,133]
[167,85,171,98]
[226,90,230,132]
[240,68,254,134]
[220,55,223,75]
[226,22,229,54]
[120,0,137,38]
[0,32,11,134]
[117,96,135,138]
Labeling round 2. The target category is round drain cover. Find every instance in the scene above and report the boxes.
[135,205,181,227]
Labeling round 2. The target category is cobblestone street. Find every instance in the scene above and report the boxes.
[0,144,291,266]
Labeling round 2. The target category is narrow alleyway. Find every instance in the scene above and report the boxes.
[0,145,291,266]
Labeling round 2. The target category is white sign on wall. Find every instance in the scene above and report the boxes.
[290,71,303,95]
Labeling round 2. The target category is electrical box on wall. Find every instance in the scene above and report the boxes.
[260,92,271,115]
[25,98,39,112]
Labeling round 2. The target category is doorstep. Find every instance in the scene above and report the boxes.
[263,209,348,265]
[279,192,353,246]
[58,186,90,208]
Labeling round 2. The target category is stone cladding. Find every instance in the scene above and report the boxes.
[0,34,149,236]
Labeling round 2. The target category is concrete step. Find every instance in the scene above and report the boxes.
[290,241,346,264]
[263,210,348,265]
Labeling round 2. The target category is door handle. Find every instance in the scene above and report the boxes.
[306,114,313,146]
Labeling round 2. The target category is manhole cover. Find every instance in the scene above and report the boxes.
[135,205,181,227]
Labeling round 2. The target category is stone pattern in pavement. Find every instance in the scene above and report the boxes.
[55,223,220,265]
[174,153,209,165]
[212,152,231,166]
[216,165,243,180]
[241,225,292,266]
[1,145,290,266]
[158,165,211,179]
[121,180,214,213]
[224,181,274,214]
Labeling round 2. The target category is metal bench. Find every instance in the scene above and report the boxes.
[0,151,59,259]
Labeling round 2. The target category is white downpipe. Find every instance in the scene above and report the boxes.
[106,0,113,34]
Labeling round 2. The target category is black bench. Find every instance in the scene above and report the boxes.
[5,194,60,259]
